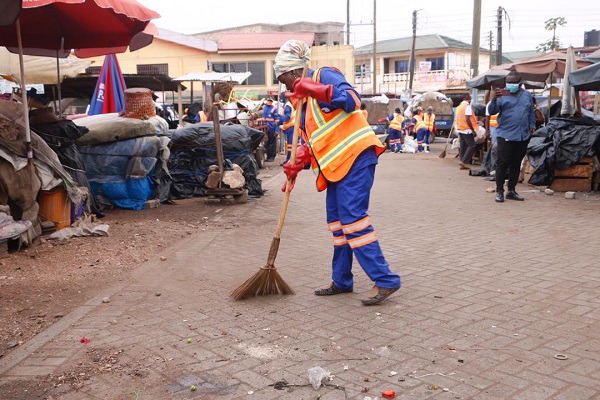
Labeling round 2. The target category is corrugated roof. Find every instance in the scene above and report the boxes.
[173,72,251,84]
[503,50,539,62]
[355,34,486,55]
[157,28,217,52]
[218,32,315,51]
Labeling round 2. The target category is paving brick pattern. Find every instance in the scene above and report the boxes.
[1,144,600,399]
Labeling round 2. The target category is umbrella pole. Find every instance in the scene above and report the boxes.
[56,51,62,117]
[547,71,553,120]
[177,83,183,125]
[15,19,32,158]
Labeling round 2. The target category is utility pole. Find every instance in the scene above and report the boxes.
[496,7,503,66]
[408,10,417,96]
[470,0,481,78]
[488,31,494,69]
[470,0,481,104]
[372,0,377,95]
[346,0,350,45]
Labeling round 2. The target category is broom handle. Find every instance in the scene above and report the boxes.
[266,66,308,266]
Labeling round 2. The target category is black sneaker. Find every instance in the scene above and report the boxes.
[495,192,504,203]
[506,191,524,201]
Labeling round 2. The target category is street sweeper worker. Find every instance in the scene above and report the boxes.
[274,39,401,306]
[379,108,404,153]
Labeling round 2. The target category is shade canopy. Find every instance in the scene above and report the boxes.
[173,72,252,84]
[491,50,591,81]
[0,0,160,57]
[0,48,89,84]
[568,62,600,91]
[53,74,184,98]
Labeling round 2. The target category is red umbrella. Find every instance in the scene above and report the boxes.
[0,0,160,152]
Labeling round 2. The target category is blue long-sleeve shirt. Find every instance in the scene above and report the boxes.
[262,104,279,133]
[300,67,377,170]
[488,89,535,141]
[280,103,294,135]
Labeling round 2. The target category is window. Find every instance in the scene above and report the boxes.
[212,62,265,85]
[426,57,444,71]
[85,66,101,75]
[394,60,409,73]
[136,63,168,75]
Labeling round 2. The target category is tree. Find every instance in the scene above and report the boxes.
[537,17,567,52]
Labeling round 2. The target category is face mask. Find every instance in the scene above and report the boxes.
[506,83,520,93]
[427,111,432,115]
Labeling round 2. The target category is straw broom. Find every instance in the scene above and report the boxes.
[438,124,455,159]
[230,67,307,300]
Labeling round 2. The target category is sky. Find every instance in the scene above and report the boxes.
[137,0,599,52]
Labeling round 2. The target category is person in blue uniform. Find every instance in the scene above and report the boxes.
[274,40,400,306]
[262,98,279,161]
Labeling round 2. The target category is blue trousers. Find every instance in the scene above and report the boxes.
[388,128,403,151]
[325,163,401,291]
[416,128,429,151]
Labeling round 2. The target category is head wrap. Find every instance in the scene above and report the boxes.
[273,40,311,78]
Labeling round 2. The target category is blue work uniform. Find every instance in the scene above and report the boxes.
[300,68,400,291]
[263,103,279,160]
[279,102,304,163]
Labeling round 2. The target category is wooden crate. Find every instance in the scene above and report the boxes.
[522,157,594,192]
[549,157,593,192]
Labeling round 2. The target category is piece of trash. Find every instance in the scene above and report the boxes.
[449,346,457,351]
[190,385,196,391]
[545,188,555,196]
[248,390,254,395]
[443,388,449,392]
[554,354,568,360]
[433,295,442,299]
[343,365,349,370]
[430,384,439,390]
[160,256,167,261]
[375,312,382,316]
[186,339,192,344]
[80,337,91,344]
[382,389,396,398]
[458,359,464,363]
[155,292,161,297]
[263,328,270,331]
[101,297,110,303]
[308,366,331,389]
[486,187,495,193]
[389,370,398,376]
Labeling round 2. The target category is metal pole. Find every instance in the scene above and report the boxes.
[16,19,32,157]
[489,31,493,69]
[190,81,194,104]
[496,7,503,66]
[56,51,62,117]
[372,0,377,95]
[470,0,481,78]
[177,82,183,125]
[347,0,351,45]
[408,10,417,96]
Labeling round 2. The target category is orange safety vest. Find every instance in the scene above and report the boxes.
[456,101,477,130]
[489,114,498,128]
[413,115,427,131]
[199,110,208,122]
[281,100,296,131]
[389,113,404,130]
[360,109,368,120]
[305,68,385,192]
[424,113,436,130]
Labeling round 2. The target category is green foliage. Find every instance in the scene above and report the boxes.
[537,17,567,52]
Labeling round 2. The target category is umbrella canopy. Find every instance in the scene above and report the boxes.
[88,54,126,115]
[0,0,159,148]
[0,48,89,84]
[466,69,510,90]
[0,0,160,57]
[73,22,158,58]
[568,62,600,91]
[491,50,591,82]
[0,0,21,27]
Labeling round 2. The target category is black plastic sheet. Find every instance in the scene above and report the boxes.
[168,122,264,198]
[526,116,600,186]
[32,120,103,217]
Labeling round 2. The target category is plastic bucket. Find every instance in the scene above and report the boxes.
[38,188,71,230]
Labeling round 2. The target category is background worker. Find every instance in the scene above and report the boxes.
[261,98,279,161]
[456,93,478,169]
[379,107,404,153]
[278,98,304,164]
[488,73,535,203]
[274,39,400,306]
[412,107,429,153]
[423,106,436,147]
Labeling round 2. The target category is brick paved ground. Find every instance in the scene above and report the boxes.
[1,143,599,399]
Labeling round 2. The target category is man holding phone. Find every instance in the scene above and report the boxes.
[488,73,536,203]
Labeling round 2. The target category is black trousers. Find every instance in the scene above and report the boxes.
[459,133,475,164]
[495,137,529,193]
[266,131,277,160]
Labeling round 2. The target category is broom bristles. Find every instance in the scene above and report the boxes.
[230,266,295,300]
[439,148,447,158]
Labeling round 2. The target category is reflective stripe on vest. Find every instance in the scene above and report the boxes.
[389,113,404,130]
[490,114,498,128]
[281,101,296,131]
[424,113,435,130]
[456,101,477,130]
[413,115,427,131]
[305,68,385,191]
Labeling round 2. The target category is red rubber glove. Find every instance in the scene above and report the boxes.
[377,118,387,123]
[289,78,333,103]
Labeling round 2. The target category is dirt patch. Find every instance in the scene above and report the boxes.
[0,198,244,361]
